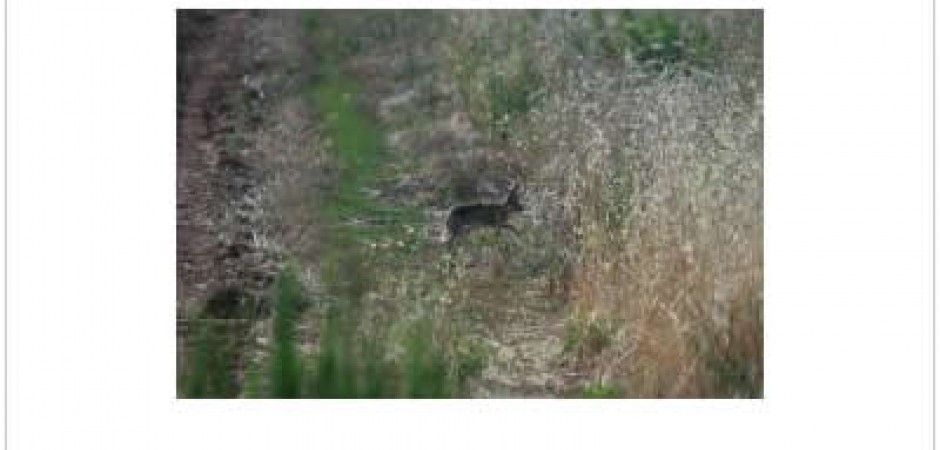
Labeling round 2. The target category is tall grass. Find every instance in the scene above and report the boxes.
[179,321,239,398]
[270,266,304,398]
[229,264,463,398]
[445,10,763,397]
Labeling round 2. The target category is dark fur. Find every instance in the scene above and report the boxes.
[446,185,524,242]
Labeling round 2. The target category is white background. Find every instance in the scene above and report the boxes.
[3,0,934,449]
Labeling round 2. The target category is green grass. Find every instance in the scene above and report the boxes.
[563,312,615,360]
[306,62,423,252]
[454,336,488,382]
[179,321,239,398]
[306,313,458,398]
[308,77,382,193]
[270,266,304,398]
[589,10,716,73]
[304,13,429,288]
[401,318,455,398]
[242,360,265,399]
[232,12,463,399]
[183,263,465,399]
[581,382,620,399]
[308,71,425,287]
[309,312,361,398]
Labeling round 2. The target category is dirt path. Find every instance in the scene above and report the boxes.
[177,11,317,393]
[451,277,573,397]
[177,11,245,318]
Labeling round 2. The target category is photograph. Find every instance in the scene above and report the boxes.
[176,9,763,399]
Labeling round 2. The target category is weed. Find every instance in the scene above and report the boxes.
[588,10,716,73]
[454,336,489,381]
[581,381,620,398]
[320,246,372,308]
[309,311,360,398]
[357,339,396,398]
[242,360,265,399]
[563,310,615,359]
[179,321,240,398]
[484,56,545,141]
[402,319,455,398]
[270,266,304,398]
[303,312,459,398]
[446,13,545,142]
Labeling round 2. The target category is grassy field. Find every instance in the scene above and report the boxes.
[178,10,763,399]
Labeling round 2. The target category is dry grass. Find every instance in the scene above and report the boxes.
[445,10,763,397]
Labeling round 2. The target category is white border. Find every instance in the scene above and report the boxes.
[5,1,934,449]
